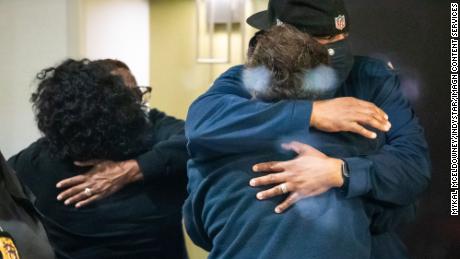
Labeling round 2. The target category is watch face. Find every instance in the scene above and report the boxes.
[0,231,20,259]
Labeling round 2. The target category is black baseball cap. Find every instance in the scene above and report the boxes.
[247,0,350,37]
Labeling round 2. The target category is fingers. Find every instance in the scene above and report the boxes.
[349,99,391,133]
[354,113,391,133]
[281,142,326,158]
[57,183,87,203]
[75,194,102,208]
[256,183,290,200]
[355,99,388,121]
[348,122,376,139]
[249,173,288,187]
[359,108,391,130]
[348,122,378,139]
[74,160,104,167]
[56,175,86,188]
[63,190,93,206]
[275,192,300,214]
[252,161,285,173]
[281,142,311,155]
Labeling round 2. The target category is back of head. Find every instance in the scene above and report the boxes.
[32,59,149,161]
[244,24,334,101]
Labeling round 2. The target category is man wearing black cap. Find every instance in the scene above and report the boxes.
[184,0,430,258]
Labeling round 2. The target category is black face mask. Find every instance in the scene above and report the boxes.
[325,39,354,86]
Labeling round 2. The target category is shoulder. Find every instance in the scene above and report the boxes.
[148,109,184,138]
[351,56,397,81]
[209,65,245,91]
[7,139,50,176]
[148,109,184,126]
[8,139,78,187]
[216,65,245,81]
[148,108,168,122]
[348,56,400,103]
[197,65,252,101]
[8,139,46,164]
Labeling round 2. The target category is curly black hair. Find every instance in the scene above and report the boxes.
[31,59,150,161]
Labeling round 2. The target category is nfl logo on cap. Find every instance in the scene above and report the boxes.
[335,15,346,30]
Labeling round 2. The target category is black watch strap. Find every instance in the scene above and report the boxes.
[340,160,350,194]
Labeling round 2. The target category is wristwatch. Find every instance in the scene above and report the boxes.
[340,160,350,194]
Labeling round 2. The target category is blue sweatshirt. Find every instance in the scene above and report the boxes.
[184,56,430,259]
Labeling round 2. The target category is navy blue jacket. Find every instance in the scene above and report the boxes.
[184,56,431,259]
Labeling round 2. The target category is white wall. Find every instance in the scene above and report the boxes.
[81,0,150,85]
[0,0,150,158]
[0,0,80,158]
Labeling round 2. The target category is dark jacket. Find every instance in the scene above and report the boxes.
[0,151,55,259]
[8,109,188,259]
[184,57,430,258]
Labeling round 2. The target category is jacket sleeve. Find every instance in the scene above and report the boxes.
[343,66,431,206]
[135,109,188,182]
[186,66,313,160]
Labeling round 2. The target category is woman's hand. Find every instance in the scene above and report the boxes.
[249,142,344,213]
[56,159,143,208]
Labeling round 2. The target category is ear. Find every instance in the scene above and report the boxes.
[302,65,338,93]
[242,66,272,95]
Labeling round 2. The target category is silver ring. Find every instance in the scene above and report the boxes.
[84,188,92,197]
[280,183,288,194]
